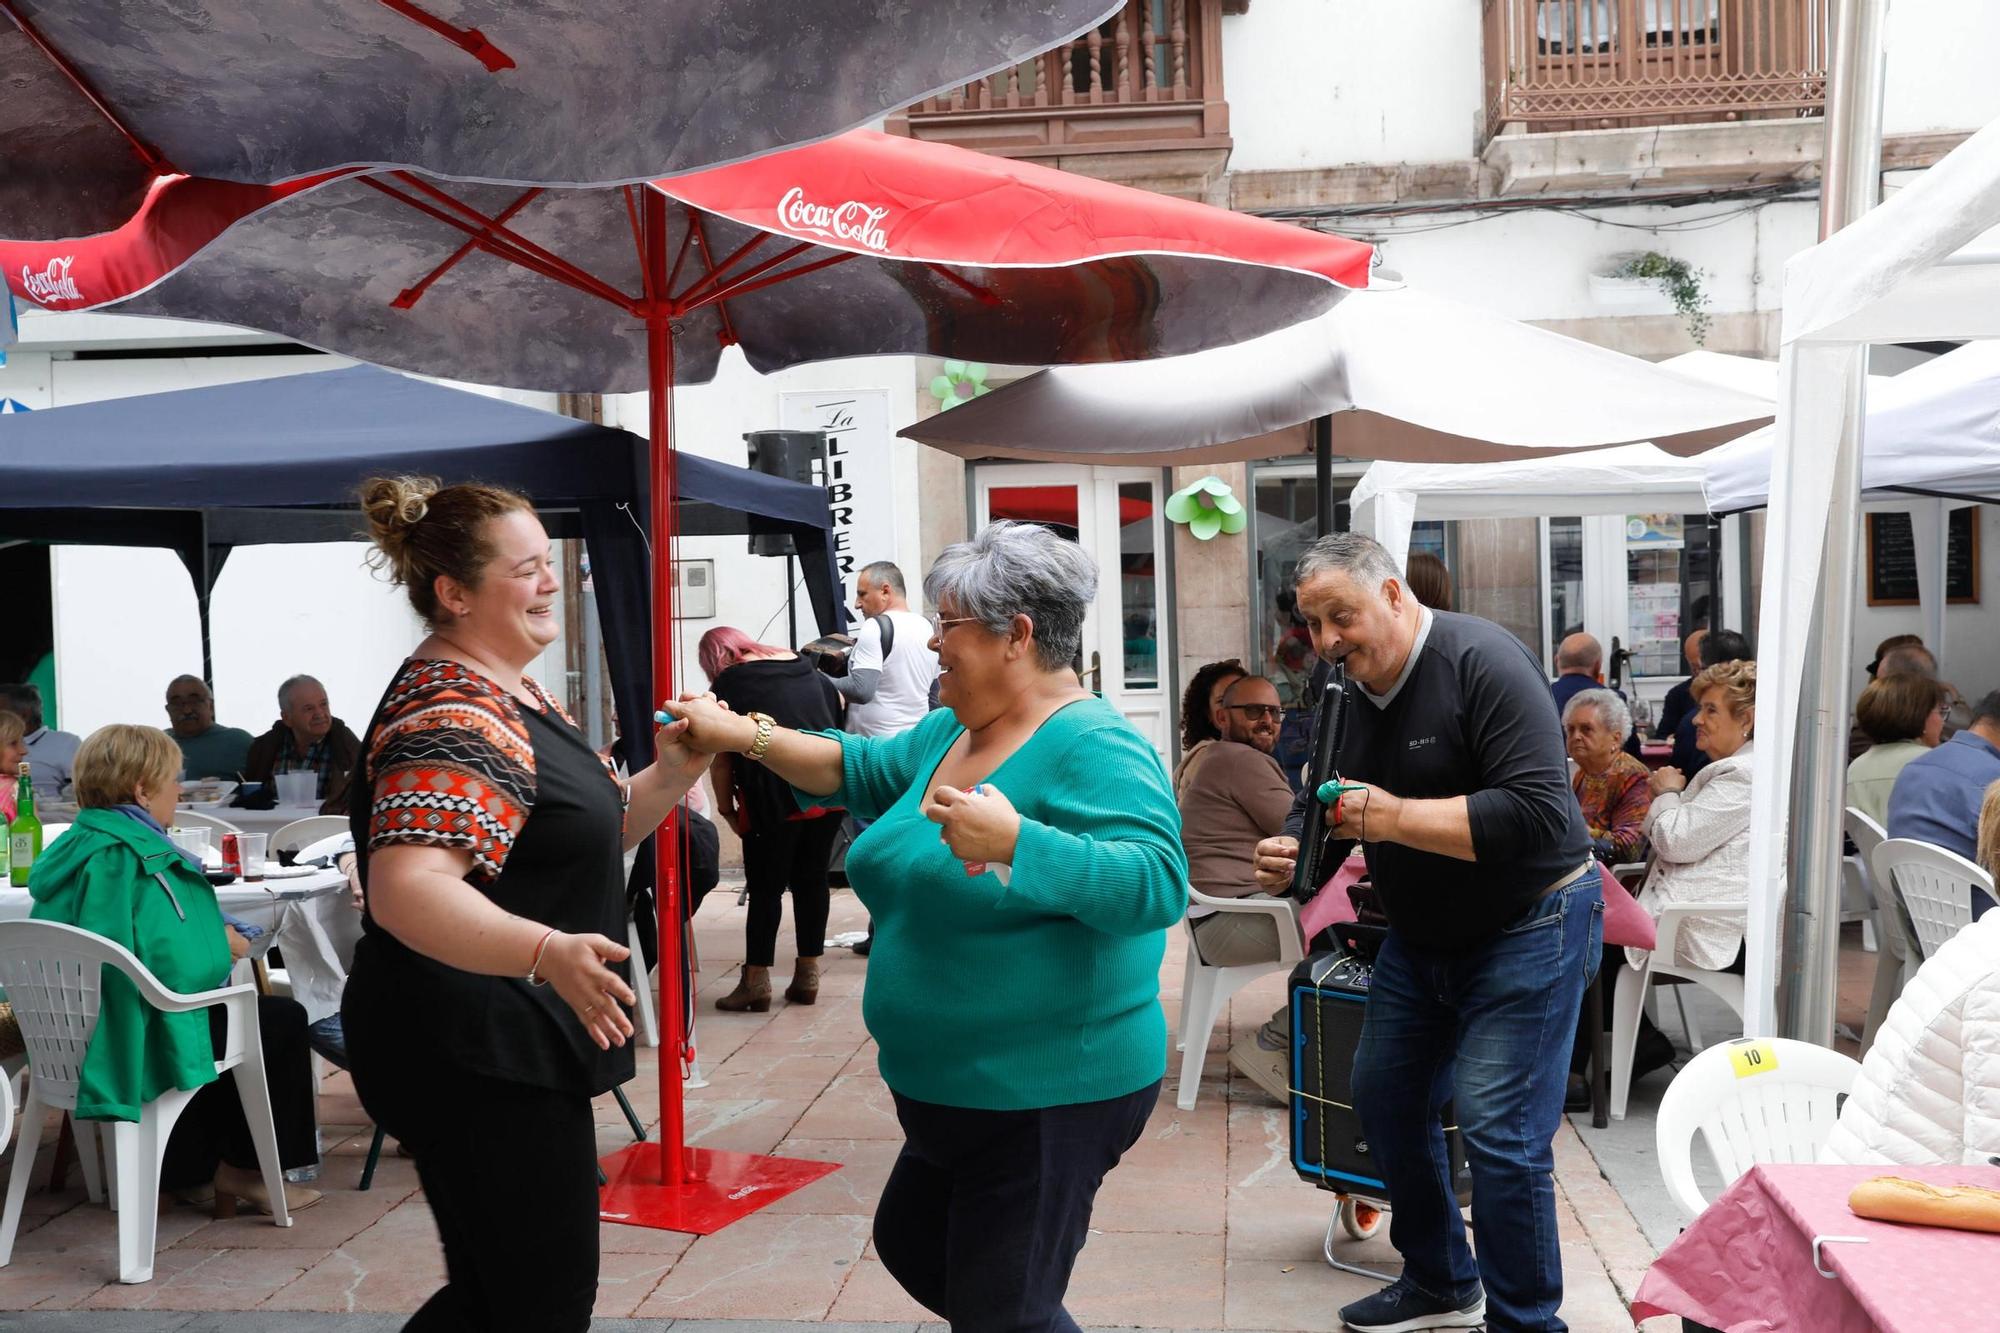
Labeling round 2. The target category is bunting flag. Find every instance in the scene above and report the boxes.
[0,398,32,413]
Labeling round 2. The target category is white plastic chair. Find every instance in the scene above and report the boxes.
[169,808,243,838]
[1844,808,1888,956]
[269,815,348,858]
[0,921,292,1283]
[1871,838,1992,962]
[1175,887,1304,1110]
[1609,900,1748,1120]
[1655,1037,1861,1222]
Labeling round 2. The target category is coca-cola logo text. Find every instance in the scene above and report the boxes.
[21,256,82,305]
[776,188,891,252]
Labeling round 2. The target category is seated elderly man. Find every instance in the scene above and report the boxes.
[0,682,82,798]
[243,675,362,814]
[1551,633,1642,759]
[1564,688,1652,865]
[1888,689,2000,918]
[1177,674,1296,967]
[165,675,255,779]
[1172,674,1306,1105]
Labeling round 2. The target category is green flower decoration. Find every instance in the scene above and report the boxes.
[1165,475,1246,541]
[928,359,990,410]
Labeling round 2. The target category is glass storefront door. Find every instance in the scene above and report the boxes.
[974,466,1172,759]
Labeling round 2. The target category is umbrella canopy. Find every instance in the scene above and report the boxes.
[1,0,1125,237]
[0,123,1375,1221]
[899,286,1774,466]
[2,131,1373,391]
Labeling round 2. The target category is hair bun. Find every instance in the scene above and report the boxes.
[359,475,442,581]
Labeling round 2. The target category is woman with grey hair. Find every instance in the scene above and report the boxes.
[662,520,1187,1329]
[1563,687,1652,865]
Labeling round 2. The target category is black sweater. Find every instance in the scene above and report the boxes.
[1284,610,1591,954]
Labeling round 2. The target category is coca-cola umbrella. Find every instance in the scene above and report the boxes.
[2,0,1128,237]
[0,127,1375,1231]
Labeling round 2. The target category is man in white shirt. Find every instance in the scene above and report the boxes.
[833,561,938,957]
[835,561,938,739]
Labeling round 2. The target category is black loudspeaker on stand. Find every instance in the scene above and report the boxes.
[1289,944,1474,1282]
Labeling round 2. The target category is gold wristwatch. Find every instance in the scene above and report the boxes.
[743,711,777,762]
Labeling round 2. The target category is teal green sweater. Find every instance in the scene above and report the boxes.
[809,699,1187,1110]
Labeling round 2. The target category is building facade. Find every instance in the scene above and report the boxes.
[10,0,2000,762]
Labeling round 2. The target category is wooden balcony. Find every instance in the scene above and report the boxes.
[884,0,1231,199]
[1484,0,1828,137]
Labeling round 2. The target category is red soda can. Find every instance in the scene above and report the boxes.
[221,832,242,878]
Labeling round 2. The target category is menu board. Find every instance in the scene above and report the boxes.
[1948,505,1980,605]
[1867,507,1981,607]
[1866,511,1918,606]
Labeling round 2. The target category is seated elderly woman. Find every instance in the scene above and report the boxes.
[1634,660,1757,973]
[663,521,1185,1331]
[28,724,321,1215]
[0,710,25,821]
[1564,687,1652,865]
[1575,663,1757,1102]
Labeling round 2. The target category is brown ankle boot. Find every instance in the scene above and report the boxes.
[716,966,772,1013]
[785,957,820,1006]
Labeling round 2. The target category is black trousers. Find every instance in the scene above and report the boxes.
[349,1031,599,1332]
[160,995,318,1191]
[875,1081,1160,1333]
[740,811,841,968]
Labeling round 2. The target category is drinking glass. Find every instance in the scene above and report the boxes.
[238,833,269,882]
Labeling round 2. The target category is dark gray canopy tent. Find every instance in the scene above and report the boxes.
[0,363,844,775]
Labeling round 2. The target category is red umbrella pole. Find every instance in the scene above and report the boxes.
[642,193,688,1189]
[594,190,842,1234]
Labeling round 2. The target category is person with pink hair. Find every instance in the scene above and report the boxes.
[698,626,844,1011]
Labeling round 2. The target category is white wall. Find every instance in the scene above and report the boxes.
[1223,0,1482,171]
[1349,197,1819,325]
[1847,501,2000,699]
[1220,0,2000,176]
[1881,0,2000,135]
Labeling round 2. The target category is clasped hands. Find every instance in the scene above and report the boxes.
[1252,780,1399,891]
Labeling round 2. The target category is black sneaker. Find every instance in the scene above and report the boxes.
[1339,1277,1486,1332]
[853,931,872,958]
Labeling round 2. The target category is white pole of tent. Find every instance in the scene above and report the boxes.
[1774,0,1888,1044]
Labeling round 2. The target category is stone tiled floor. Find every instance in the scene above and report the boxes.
[1,887,1680,1329]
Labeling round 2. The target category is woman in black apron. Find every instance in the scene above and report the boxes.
[343,476,709,1332]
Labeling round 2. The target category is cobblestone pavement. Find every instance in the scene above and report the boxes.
[0,888,1679,1331]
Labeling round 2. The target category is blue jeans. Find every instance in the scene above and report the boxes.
[1351,876,1602,1333]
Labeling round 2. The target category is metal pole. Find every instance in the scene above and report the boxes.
[1313,415,1334,536]
[1776,0,1886,1044]
[641,190,688,1186]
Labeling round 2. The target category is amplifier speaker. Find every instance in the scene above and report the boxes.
[1289,952,1473,1204]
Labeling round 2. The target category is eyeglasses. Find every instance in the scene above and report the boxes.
[1224,704,1284,721]
[925,613,980,638]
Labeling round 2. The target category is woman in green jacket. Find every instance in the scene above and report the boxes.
[665,521,1187,1332]
[29,723,321,1215]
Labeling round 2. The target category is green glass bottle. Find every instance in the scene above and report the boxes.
[10,763,41,888]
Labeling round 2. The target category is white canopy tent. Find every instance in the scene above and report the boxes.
[902,286,1773,466]
[1746,114,2000,1038]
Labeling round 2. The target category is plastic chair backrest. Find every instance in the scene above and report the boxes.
[169,808,243,837]
[1871,838,1990,960]
[1844,807,1886,864]
[269,815,349,856]
[1655,1037,1861,1223]
[0,921,158,1113]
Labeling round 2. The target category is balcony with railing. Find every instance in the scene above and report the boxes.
[1484,0,1828,137]
[884,0,1231,194]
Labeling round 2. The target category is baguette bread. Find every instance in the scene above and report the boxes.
[1848,1176,2000,1234]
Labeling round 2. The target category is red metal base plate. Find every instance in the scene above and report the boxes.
[598,1143,841,1235]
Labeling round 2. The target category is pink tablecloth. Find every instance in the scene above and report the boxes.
[1298,859,1655,951]
[1633,1163,2000,1332]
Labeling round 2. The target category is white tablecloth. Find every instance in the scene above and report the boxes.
[0,867,357,1025]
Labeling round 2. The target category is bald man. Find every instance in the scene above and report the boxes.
[1654,629,1708,743]
[1550,633,1642,760]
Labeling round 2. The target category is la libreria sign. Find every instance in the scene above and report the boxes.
[778,388,897,581]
